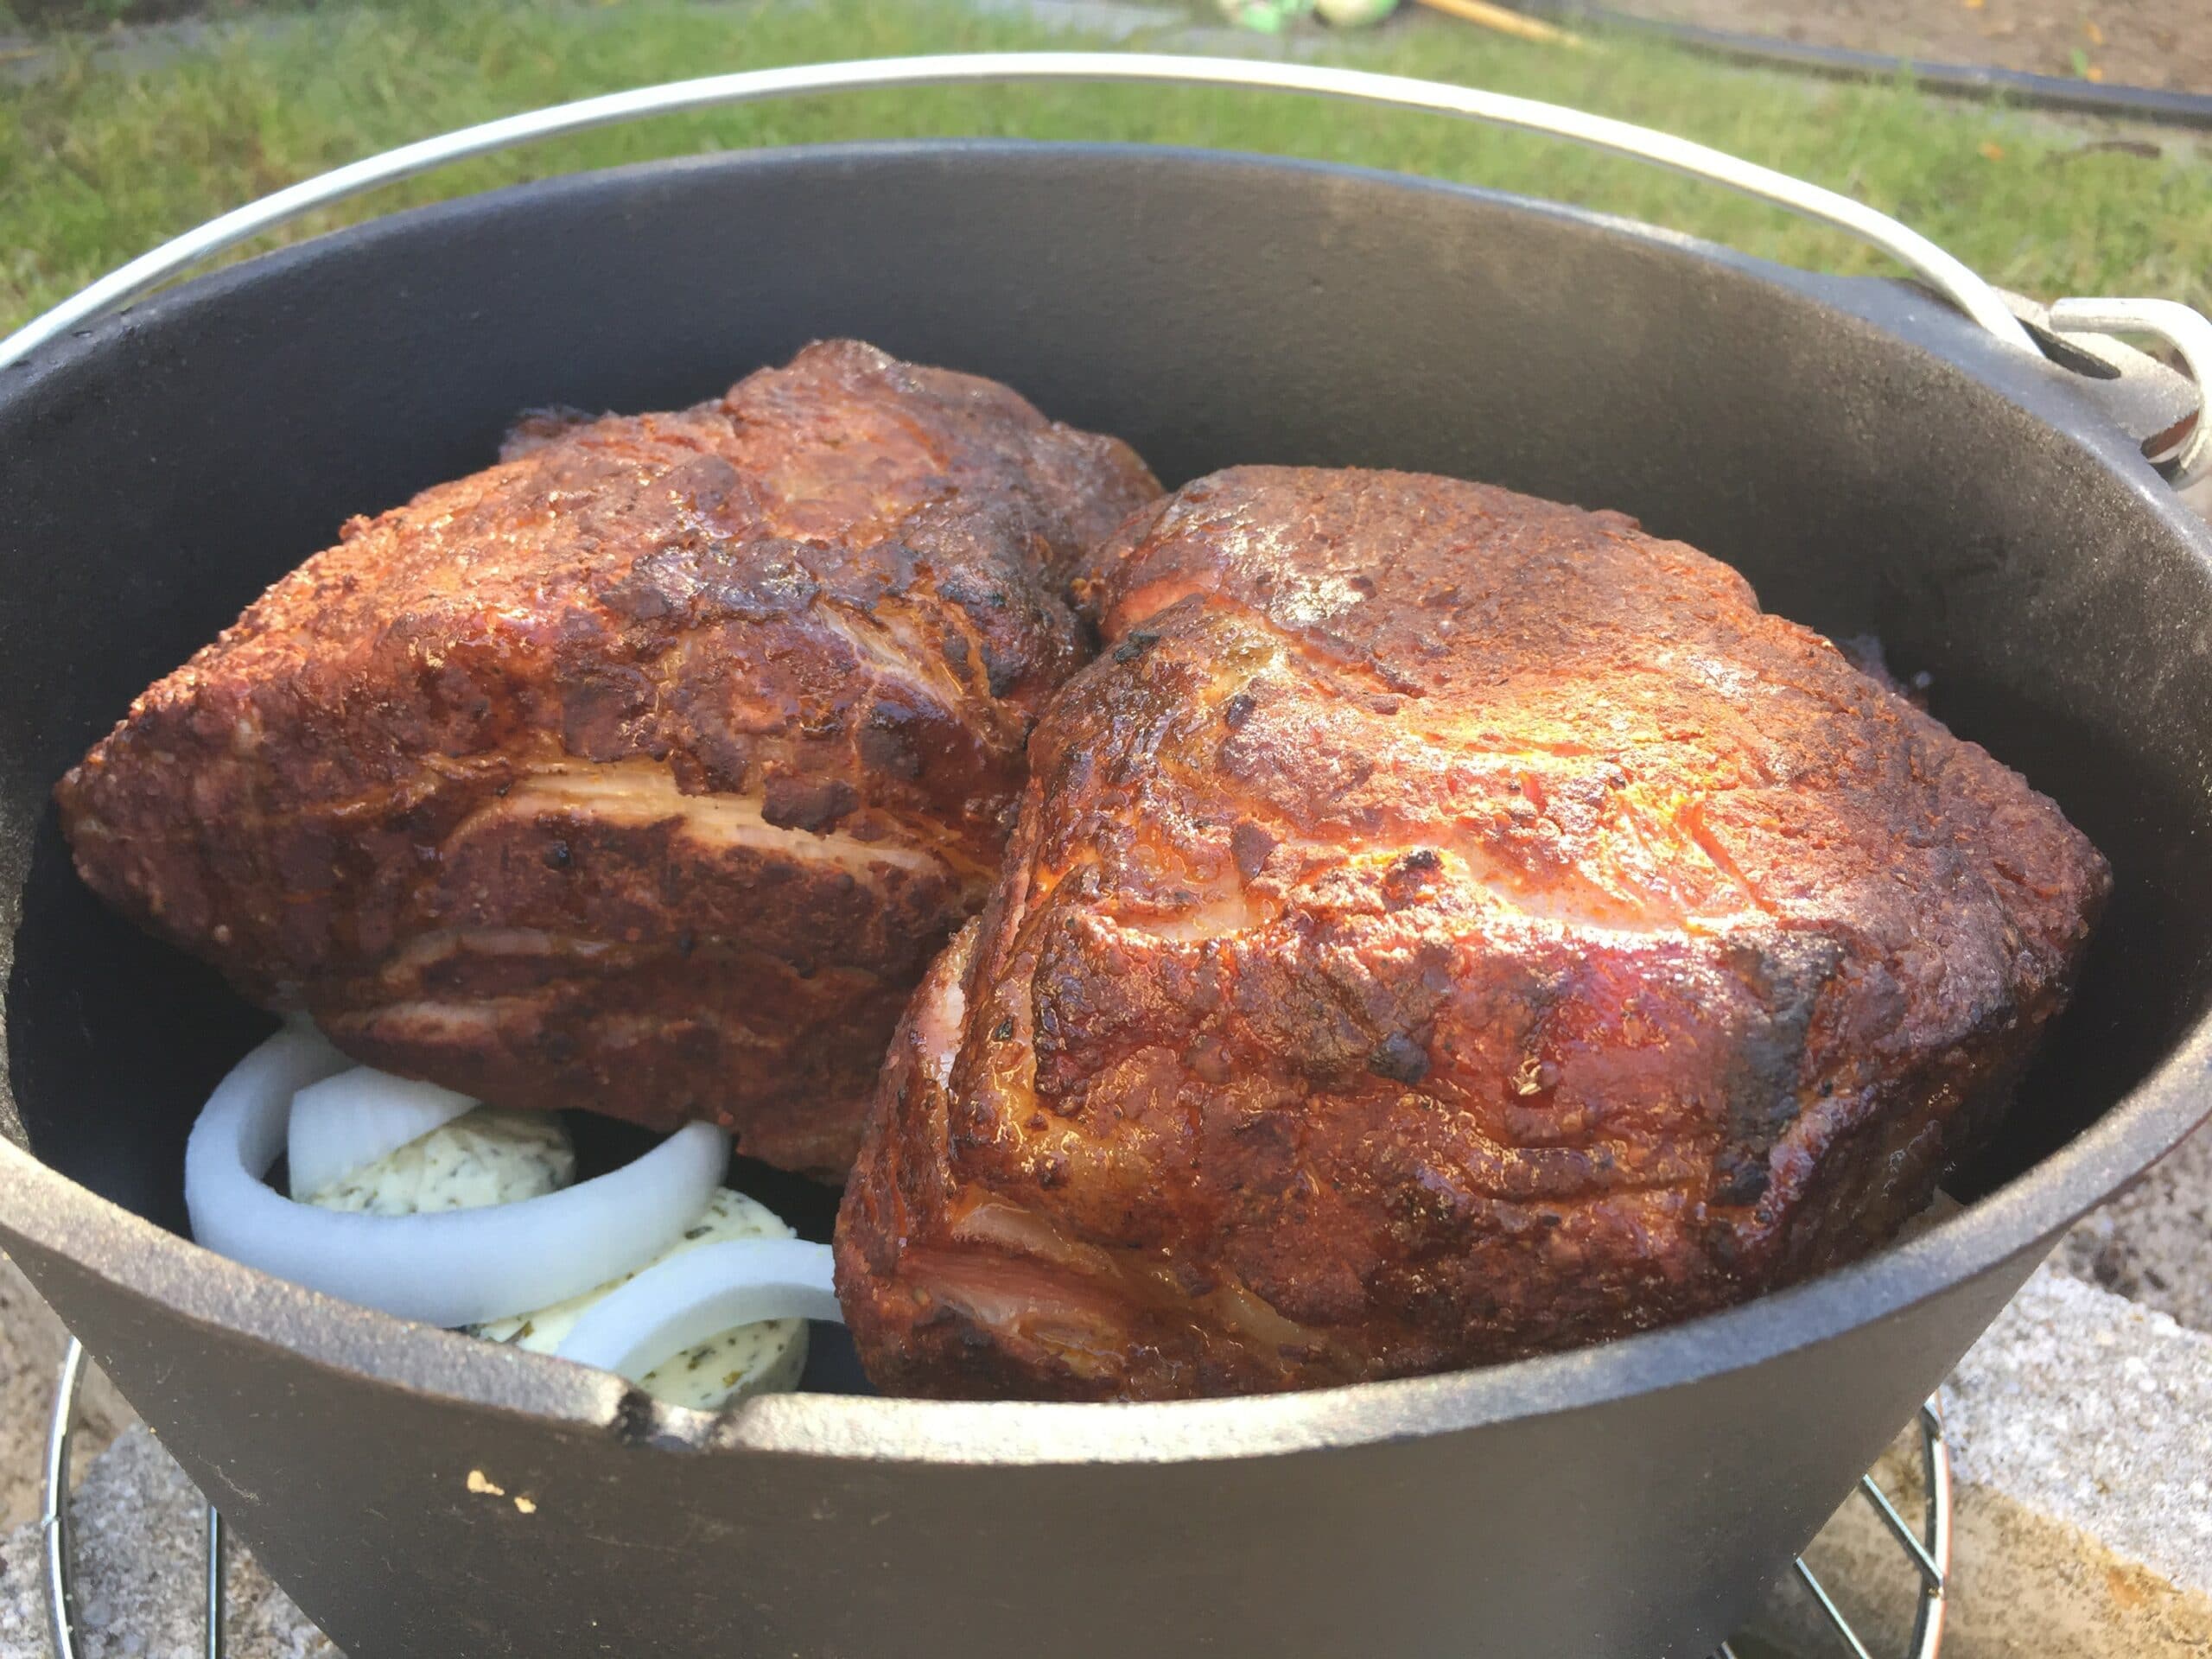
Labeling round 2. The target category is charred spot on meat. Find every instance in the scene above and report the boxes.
[55,340,1160,1177]
[836,465,2109,1400]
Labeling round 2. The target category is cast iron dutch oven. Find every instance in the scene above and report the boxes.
[2,54,2209,1659]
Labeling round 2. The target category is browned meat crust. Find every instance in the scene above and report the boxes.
[836,466,2109,1397]
[56,340,1159,1176]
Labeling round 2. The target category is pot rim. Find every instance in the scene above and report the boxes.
[3,140,2209,1467]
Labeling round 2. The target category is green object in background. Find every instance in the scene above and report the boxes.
[1316,0,1402,24]
[1219,0,1313,32]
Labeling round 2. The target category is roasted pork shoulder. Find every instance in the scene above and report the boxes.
[836,466,2109,1398]
[57,341,1158,1176]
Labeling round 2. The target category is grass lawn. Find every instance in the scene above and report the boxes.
[4,0,2209,336]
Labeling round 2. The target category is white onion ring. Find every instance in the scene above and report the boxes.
[186,1030,727,1326]
[286,1066,477,1199]
[554,1239,842,1384]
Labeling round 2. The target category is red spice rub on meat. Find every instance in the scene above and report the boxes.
[836,465,2108,1398]
[55,340,1159,1177]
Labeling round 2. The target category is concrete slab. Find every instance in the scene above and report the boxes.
[1942,1264,2212,1598]
[1745,1262,2212,1658]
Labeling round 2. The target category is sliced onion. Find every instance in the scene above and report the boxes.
[554,1239,842,1384]
[287,1067,477,1199]
[186,1030,727,1326]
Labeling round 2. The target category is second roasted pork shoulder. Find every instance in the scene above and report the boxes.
[56,340,1158,1177]
[836,466,2110,1399]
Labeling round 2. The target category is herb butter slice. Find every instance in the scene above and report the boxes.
[304,1108,574,1214]
[473,1188,808,1409]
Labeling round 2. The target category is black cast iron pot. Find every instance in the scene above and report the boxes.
[2,56,2209,1659]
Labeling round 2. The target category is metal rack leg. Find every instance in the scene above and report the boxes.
[41,1339,85,1659]
[1710,1397,1950,1659]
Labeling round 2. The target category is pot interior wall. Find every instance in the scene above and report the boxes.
[3,140,2209,1249]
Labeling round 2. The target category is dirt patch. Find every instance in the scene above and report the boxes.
[1595,0,2212,98]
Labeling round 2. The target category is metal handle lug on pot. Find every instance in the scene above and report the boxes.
[2033,297,2212,490]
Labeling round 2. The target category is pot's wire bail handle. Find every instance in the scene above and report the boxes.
[0,51,2202,487]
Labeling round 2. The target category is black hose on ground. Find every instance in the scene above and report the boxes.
[1523,4,2212,130]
